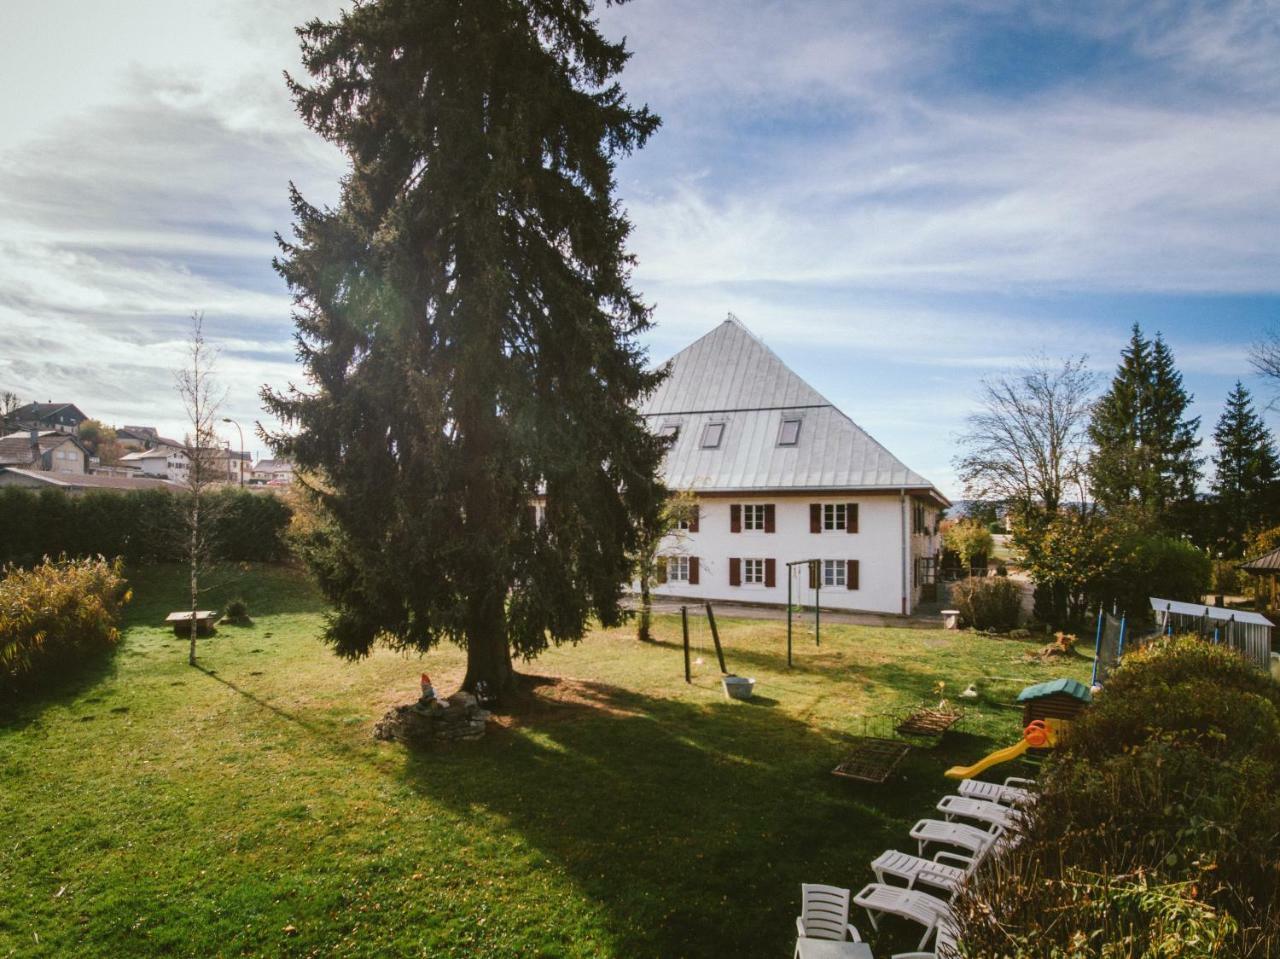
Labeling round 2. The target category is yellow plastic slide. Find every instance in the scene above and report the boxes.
[945,718,1065,780]
[944,739,1030,779]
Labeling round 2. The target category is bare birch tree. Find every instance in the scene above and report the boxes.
[174,312,225,666]
[1250,331,1280,407]
[955,355,1096,514]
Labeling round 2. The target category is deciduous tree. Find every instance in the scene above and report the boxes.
[262,0,667,700]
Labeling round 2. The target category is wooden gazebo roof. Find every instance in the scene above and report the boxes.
[1240,547,1280,574]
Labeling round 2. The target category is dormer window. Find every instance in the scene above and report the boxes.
[778,417,802,446]
[700,422,725,449]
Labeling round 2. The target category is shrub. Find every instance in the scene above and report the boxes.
[0,556,130,695]
[223,598,251,626]
[951,575,1021,631]
[953,638,1280,957]
[942,519,994,569]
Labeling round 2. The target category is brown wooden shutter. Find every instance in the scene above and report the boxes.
[765,558,776,588]
[808,560,817,588]
[729,557,741,586]
[689,557,700,585]
[847,559,859,590]
[730,504,741,533]
[764,504,776,533]
[689,508,700,533]
[810,503,821,533]
[656,559,668,584]
[847,503,859,533]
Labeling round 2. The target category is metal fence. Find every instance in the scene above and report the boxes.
[1156,606,1272,672]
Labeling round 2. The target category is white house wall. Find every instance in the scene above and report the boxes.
[652,494,938,615]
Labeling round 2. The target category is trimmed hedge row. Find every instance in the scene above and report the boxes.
[0,556,130,695]
[0,486,292,568]
[954,638,1280,956]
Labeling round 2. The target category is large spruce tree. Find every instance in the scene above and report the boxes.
[1087,325,1202,525]
[263,0,667,698]
[1211,381,1279,552]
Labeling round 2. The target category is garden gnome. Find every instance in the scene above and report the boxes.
[419,673,436,704]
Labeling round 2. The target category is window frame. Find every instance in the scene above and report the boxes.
[777,417,802,446]
[742,503,767,531]
[743,558,765,585]
[822,503,847,531]
[822,559,846,588]
[700,422,725,449]
[667,555,690,583]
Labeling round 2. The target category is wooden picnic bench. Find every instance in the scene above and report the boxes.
[165,610,219,637]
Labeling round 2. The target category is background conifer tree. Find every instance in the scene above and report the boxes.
[1088,325,1202,528]
[1212,381,1279,554]
[263,0,667,699]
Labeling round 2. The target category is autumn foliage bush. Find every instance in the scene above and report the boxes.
[953,638,1280,957]
[951,575,1021,631]
[0,556,130,695]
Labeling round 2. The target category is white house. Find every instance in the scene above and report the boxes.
[644,318,948,615]
[251,459,294,485]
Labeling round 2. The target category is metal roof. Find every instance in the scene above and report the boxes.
[641,318,947,499]
[1017,678,1092,703]
[1239,546,1280,573]
[0,467,178,491]
[1150,597,1274,628]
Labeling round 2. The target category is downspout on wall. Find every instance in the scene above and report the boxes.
[900,488,908,615]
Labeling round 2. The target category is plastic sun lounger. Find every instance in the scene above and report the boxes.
[869,850,974,896]
[909,819,1002,858]
[891,917,961,958]
[853,883,954,951]
[957,776,1035,806]
[794,883,864,959]
[935,795,1022,831]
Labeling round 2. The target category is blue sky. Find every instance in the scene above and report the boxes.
[2,0,1279,496]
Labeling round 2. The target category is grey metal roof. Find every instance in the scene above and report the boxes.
[642,318,947,498]
[1240,546,1280,573]
[1150,597,1274,628]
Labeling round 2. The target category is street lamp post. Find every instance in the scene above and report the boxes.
[221,417,244,487]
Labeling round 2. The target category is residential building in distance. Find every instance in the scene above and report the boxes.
[0,430,90,474]
[641,317,948,615]
[251,459,295,485]
[5,402,88,436]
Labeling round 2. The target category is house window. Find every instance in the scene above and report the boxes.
[912,502,928,534]
[743,504,767,530]
[823,503,847,531]
[700,422,725,449]
[743,558,765,584]
[658,422,680,441]
[822,559,846,588]
[778,417,802,446]
[676,517,691,531]
[667,556,690,583]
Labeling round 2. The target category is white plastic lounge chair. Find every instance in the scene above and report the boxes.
[853,883,953,951]
[892,916,960,958]
[957,776,1035,806]
[909,818,1003,858]
[936,795,1022,831]
[869,849,975,896]
[794,883,863,958]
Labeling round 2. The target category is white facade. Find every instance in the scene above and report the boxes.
[653,494,941,614]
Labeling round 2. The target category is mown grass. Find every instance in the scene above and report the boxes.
[0,564,1091,958]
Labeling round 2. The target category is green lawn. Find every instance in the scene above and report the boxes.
[1,564,1091,958]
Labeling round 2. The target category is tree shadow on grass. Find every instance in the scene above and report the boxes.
[390,676,958,958]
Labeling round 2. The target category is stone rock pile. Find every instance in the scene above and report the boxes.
[373,690,492,744]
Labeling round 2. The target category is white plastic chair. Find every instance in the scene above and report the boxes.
[936,795,1022,831]
[909,819,1003,858]
[892,915,961,958]
[853,883,953,951]
[869,849,975,896]
[957,776,1035,806]
[794,883,862,958]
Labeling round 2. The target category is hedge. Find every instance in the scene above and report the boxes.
[953,638,1280,957]
[0,486,292,568]
[0,556,131,695]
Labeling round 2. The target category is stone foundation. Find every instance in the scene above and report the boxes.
[373,691,492,744]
